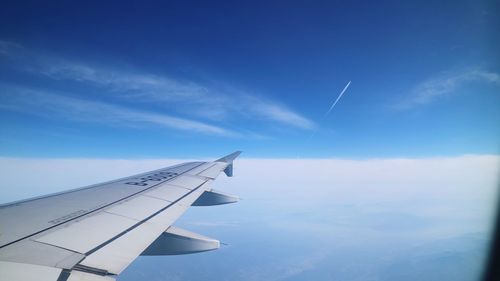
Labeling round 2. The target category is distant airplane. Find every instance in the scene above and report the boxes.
[0,151,241,281]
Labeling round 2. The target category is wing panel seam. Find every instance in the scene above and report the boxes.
[84,180,207,256]
[0,162,206,250]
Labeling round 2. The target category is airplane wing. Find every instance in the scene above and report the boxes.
[0,151,241,281]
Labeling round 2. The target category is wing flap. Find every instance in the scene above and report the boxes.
[34,181,207,255]
[143,184,192,201]
[35,212,137,254]
[67,271,115,281]
[104,195,169,221]
[0,240,84,269]
[79,188,205,275]
[0,261,63,281]
[166,175,207,190]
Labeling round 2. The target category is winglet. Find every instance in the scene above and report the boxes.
[215,151,242,163]
[215,151,241,177]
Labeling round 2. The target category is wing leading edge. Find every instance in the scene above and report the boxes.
[0,151,241,281]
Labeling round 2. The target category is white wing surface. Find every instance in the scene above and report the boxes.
[0,151,241,281]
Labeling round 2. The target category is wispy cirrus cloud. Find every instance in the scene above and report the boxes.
[247,100,315,130]
[1,87,239,137]
[0,40,315,130]
[38,60,208,101]
[39,59,316,129]
[396,68,500,109]
[0,40,22,55]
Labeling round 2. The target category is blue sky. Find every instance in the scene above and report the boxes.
[0,0,498,158]
[0,2,499,280]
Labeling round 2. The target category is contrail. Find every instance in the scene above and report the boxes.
[298,81,351,158]
[304,80,352,143]
[324,80,351,117]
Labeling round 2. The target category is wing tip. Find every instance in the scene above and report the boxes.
[215,151,242,163]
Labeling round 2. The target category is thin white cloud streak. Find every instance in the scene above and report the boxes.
[247,98,315,130]
[38,60,316,129]
[324,80,351,117]
[1,41,315,130]
[0,40,22,55]
[397,68,500,109]
[38,60,208,101]
[1,88,238,137]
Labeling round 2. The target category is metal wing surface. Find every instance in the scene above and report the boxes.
[0,151,241,281]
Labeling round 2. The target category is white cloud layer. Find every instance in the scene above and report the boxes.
[0,155,497,280]
[1,155,497,234]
